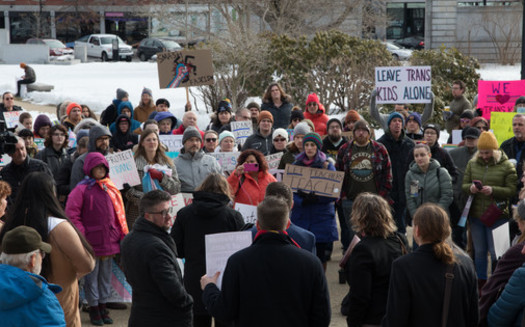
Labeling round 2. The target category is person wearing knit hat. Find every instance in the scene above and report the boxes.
[322,118,349,162]
[182,126,202,145]
[271,128,289,153]
[116,88,129,101]
[100,88,130,127]
[326,118,343,133]
[405,112,423,140]
[134,87,156,123]
[16,63,36,98]
[241,110,274,155]
[208,99,233,133]
[344,110,361,132]
[471,116,490,132]
[63,102,83,131]
[33,114,53,139]
[247,102,261,128]
[294,122,311,138]
[218,130,236,152]
[289,110,305,128]
[302,132,323,150]
[477,131,499,151]
[304,93,329,136]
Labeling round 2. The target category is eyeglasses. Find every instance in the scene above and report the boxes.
[147,210,171,218]
[53,133,66,137]
[205,138,217,142]
[273,138,286,142]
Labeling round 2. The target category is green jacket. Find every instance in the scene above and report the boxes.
[462,150,517,219]
[405,159,453,217]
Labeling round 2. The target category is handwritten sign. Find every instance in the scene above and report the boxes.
[269,169,284,182]
[159,135,183,152]
[478,80,525,120]
[34,138,45,151]
[375,66,432,104]
[157,49,214,88]
[3,111,22,129]
[265,152,284,170]
[491,112,516,146]
[282,164,344,198]
[209,152,240,172]
[105,149,141,189]
[167,193,187,228]
[234,203,257,224]
[230,121,253,146]
[205,231,252,289]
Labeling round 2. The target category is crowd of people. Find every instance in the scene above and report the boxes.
[0,78,524,327]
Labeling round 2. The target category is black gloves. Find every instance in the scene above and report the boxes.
[298,190,319,205]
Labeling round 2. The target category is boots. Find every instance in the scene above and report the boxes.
[88,306,103,326]
[98,303,113,324]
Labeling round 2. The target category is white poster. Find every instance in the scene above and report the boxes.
[265,152,284,170]
[493,222,510,259]
[105,149,141,189]
[452,130,462,145]
[209,152,240,172]
[3,111,22,129]
[205,231,252,288]
[234,202,258,224]
[269,169,285,182]
[159,134,184,152]
[231,121,253,146]
[375,66,432,104]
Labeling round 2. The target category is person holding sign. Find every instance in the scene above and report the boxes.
[228,149,276,206]
[0,92,23,128]
[462,131,517,286]
[171,174,244,327]
[290,132,338,271]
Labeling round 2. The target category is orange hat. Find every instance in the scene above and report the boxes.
[477,131,498,150]
[66,102,81,116]
[345,110,361,123]
[257,111,274,125]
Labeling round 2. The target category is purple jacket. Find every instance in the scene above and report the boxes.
[65,152,122,257]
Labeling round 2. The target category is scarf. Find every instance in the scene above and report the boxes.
[79,176,129,236]
[294,149,327,168]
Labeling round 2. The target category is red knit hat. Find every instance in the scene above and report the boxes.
[305,93,320,107]
[66,102,81,116]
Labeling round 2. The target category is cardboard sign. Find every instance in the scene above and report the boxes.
[478,80,525,120]
[157,49,214,88]
[491,112,516,146]
[265,152,284,170]
[205,231,252,289]
[375,66,432,104]
[230,121,253,146]
[282,164,344,198]
[234,203,258,224]
[269,168,284,182]
[3,111,22,129]
[209,152,240,172]
[159,135,183,153]
[105,149,141,189]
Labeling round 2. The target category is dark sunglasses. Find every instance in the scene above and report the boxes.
[205,138,217,142]
[273,138,286,142]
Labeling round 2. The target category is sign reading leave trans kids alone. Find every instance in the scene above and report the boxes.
[375,66,432,104]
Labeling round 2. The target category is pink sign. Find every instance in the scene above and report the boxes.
[478,80,525,120]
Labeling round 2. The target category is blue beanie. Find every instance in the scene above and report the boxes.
[387,112,405,128]
[406,112,422,127]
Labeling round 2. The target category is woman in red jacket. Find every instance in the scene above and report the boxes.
[304,93,329,136]
[228,149,276,206]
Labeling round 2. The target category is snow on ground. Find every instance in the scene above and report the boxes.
[0,62,521,132]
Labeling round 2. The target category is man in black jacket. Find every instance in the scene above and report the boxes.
[201,196,331,327]
[241,111,274,155]
[121,190,193,327]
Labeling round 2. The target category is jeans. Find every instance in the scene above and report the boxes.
[470,217,507,280]
[341,199,356,247]
[16,78,35,96]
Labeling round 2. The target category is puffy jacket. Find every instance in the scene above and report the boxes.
[404,159,453,217]
[278,142,300,169]
[0,264,66,327]
[66,152,123,257]
[174,149,221,192]
[487,263,525,327]
[109,101,141,134]
[241,129,273,155]
[261,100,293,130]
[304,108,329,136]
[35,146,69,179]
[406,142,458,183]
[462,150,517,219]
[228,170,277,206]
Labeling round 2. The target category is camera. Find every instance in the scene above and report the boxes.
[0,120,19,156]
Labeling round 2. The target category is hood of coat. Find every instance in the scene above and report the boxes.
[114,114,132,136]
[154,111,178,127]
[409,157,441,174]
[83,152,109,178]
[117,101,134,117]
[73,118,100,134]
[88,125,112,153]
[191,191,231,216]
[472,149,505,166]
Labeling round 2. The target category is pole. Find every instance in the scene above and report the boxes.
[185,87,191,111]
[521,0,525,79]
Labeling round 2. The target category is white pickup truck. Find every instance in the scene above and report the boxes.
[75,34,133,62]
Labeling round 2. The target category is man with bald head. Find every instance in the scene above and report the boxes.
[173,111,205,139]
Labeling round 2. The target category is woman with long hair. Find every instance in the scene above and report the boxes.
[171,173,244,327]
[0,172,95,327]
[125,129,181,228]
[228,149,276,206]
[343,193,408,327]
[261,82,293,130]
[383,203,478,327]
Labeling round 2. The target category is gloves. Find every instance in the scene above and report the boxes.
[149,168,163,181]
[122,183,131,191]
[298,190,318,205]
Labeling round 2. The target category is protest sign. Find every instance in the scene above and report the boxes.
[205,231,252,288]
[105,149,141,189]
[230,121,253,146]
[491,112,516,146]
[282,164,344,198]
[157,50,214,88]
[451,130,462,145]
[159,134,183,153]
[287,129,294,140]
[234,203,257,224]
[269,169,284,182]
[3,111,22,129]
[106,258,132,303]
[375,66,431,104]
[265,152,284,170]
[209,152,240,172]
[181,192,194,206]
[478,80,525,120]
[493,222,510,259]
[34,138,45,151]
[167,193,188,229]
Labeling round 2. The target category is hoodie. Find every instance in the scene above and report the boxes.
[303,93,329,136]
[109,101,141,134]
[154,111,178,135]
[111,114,138,151]
[33,114,52,138]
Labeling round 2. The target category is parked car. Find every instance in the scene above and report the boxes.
[74,34,134,62]
[394,36,425,50]
[383,42,413,61]
[136,37,183,61]
[26,38,74,56]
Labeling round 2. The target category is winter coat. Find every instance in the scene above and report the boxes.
[154,111,178,135]
[228,170,277,206]
[35,146,69,179]
[66,153,124,257]
[377,131,415,206]
[206,113,233,134]
[121,217,193,327]
[134,102,156,123]
[449,145,477,207]
[261,100,293,130]
[109,102,141,134]
[445,95,471,133]
[241,129,274,155]
[404,159,453,217]
[336,139,393,203]
[24,65,36,81]
[0,156,52,203]
[170,191,244,315]
[100,99,120,127]
[249,223,317,254]
[500,136,525,189]
[174,149,221,193]
[62,117,79,131]
[382,244,479,327]
[0,264,66,327]
[278,142,300,169]
[462,150,517,219]
[321,135,348,161]
[110,114,138,152]
[487,263,525,327]
[406,142,458,182]
[202,232,331,327]
[290,154,339,243]
[54,152,76,199]
[344,233,408,327]
[304,109,329,136]
[172,124,205,139]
